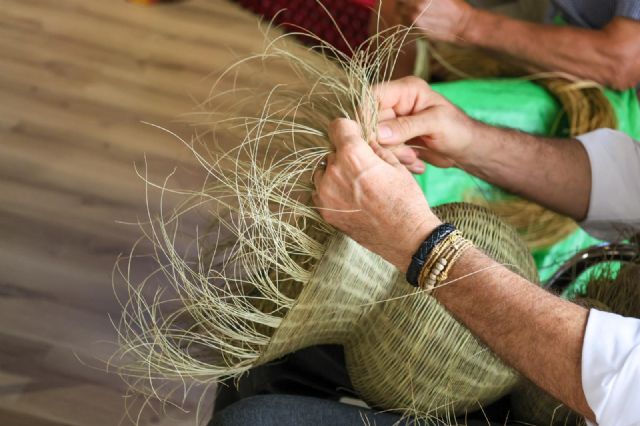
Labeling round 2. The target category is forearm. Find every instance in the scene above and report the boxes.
[462,9,621,87]
[459,123,591,221]
[432,247,594,420]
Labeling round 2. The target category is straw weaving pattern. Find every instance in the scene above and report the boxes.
[259,203,539,418]
[114,23,569,423]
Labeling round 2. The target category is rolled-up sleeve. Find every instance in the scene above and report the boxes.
[582,309,640,425]
[615,0,640,20]
[577,129,640,241]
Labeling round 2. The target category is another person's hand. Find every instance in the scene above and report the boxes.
[399,0,474,43]
[372,76,479,172]
[313,118,441,272]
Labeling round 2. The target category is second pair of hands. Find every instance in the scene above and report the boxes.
[313,76,482,273]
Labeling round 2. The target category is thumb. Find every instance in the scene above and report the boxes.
[328,118,365,151]
[376,110,437,146]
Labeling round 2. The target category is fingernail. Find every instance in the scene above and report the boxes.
[378,126,393,140]
[413,162,425,174]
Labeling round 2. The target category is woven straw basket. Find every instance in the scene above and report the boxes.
[255,202,538,417]
[118,30,550,422]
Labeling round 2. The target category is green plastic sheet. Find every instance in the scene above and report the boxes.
[412,79,640,285]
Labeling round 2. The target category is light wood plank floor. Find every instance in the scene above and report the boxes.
[0,0,290,424]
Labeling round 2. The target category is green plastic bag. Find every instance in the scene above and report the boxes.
[413,79,640,285]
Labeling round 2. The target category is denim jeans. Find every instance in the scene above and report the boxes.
[211,394,501,426]
[209,345,511,426]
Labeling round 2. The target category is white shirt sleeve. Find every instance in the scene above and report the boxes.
[582,309,640,426]
[577,129,640,241]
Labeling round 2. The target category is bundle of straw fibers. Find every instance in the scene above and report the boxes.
[116,27,538,421]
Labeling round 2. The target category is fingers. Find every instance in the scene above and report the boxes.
[311,190,324,215]
[377,109,438,146]
[326,117,427,174]
[328,118,365,152]
[312,153,335,188]
[409,143,456,168]
[390,144,418,165]
[371,76,435,117]
[312,163,325,189]
[386,144,426,173]
[370,77,444,148]
[370,140,428,174]
[326,152,336,167]
[407,161,426,174]
[377,108,397,123]
[370,141,400,167]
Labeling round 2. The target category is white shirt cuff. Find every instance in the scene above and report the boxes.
[577,129,640,241]
[582,309,640,425]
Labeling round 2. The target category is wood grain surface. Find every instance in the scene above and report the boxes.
[0,0,289,424]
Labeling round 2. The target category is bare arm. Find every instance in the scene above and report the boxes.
[400,0,640,89]
[433,247,594,420]
[459,123,592,221]
[371,77,593,220]
[314,118,596,422]
[462,12,640,90]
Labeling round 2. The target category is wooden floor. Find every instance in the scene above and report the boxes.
[0,0,290,424]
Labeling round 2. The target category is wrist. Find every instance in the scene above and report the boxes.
[457,4,477,45]
[398,215,443,273]
[459,6,491,46]
[453,119,497,172]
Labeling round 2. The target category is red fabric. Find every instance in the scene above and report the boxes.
[351,0,375,7]
[233,0,373,57]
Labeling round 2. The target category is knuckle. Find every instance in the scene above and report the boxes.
[395,115,415,136]
[329,118,348,140]
[402,75,429,90]
[430,108,445,122]
[401,75,419,86]
[330,117,349,129]
[336,118,358,133]
[341,143,361,159]
[330,120,362,145]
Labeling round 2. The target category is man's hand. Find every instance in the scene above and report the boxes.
[313,118,441,272]
[372,76,479,172]
[400,0,474,43]
[372,76,593,221]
